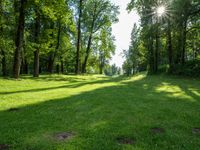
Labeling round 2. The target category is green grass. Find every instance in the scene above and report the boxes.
[0,73,200,150]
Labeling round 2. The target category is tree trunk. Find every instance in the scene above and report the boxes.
[99,54,104,74]
[21,57,28,74]
[155,29,159,73]
[181,20,187,65]
[167,20,173,72]
[99,60,104,74]
[47,21,61,74]
[99,59,104,74]
[33,9,40,77]
[75,0,83,74]
[1,50,7,76]
[0,1,6,76]
[47,54,54,73]
[82,33,92,73]
[33,50,39,77]
[148,16,155,74]
[61,59,64,74]
[13,0,26,79]
[81,3,97,74]
[56,64,60,74]
[23,59,28,74]
[148,35,154,74]
[39,65,42,74]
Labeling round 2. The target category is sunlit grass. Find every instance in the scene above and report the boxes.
[155,83,195,101]
[0,75,116,110]
[0,73,200,149]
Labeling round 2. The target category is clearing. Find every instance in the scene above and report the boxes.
[0,73,200,150]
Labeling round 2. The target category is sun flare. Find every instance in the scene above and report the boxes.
[156,5,166,17]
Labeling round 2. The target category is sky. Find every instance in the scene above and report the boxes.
[110,0,140,67]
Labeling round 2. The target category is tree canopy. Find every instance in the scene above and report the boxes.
[123,0,200,76]
[0,0,119,78]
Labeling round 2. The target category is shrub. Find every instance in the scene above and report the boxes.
[172,59,200,77]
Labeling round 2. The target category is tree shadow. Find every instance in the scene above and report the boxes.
[0,74,200,149]
[0,75,126,95]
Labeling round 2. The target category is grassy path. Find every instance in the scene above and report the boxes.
[0,73,200,150]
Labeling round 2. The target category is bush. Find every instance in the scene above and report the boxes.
[172,59,200,77]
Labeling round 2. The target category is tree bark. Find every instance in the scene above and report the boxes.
[148,16,155,74]
[99,53,104,74]
[47,21,61,74]
[81,3,97,74]
[148,35,154,74]
[23,59,28,74]
[155,29,159,73]
[47,54,54,73]
[56,64,60,74]
[0,1,6,76]
[13,0,26,79]
[1,50,7,76]
[33,50,39,77]
[33,9,40,77]
[21,55,28,74]
[61,59,64,74]
[181,20,187,65]
[167,20,173,72]
[82,33,93,73]
[75,0,83,74]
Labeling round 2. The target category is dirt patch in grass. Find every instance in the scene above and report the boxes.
[116,137,135,145]
[54,132,75,141]
[150,127,165,134]
[0,144,9,150]
[7,108,19,112]
[192,128,200,134]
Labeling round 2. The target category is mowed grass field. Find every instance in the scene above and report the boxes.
[0,73,200,150]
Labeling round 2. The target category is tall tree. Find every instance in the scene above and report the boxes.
[0,0,6,76]
[75,0,83,74]
[167,19,173,72]
[127,0,200,75]
[81,0,118,73]
[33,7,40,77]
[98,27,115,74]
[13,0,26,79]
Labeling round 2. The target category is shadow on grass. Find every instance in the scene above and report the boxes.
[0,75,200,150]
[0,75,126,95]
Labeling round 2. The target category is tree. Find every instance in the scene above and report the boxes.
[126,0,200,75]
[75,0,83,74]
[98,27,115,74]
[13,0,26,79]
[33,6,41,77]
[81,0,119,73]
[0,0,6,76]
[0,0,117,77]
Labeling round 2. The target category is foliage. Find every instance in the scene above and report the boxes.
[124,0,200,76]
[0,0,119,77]
[172,59,200,77]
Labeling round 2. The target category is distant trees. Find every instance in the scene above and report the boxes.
[124,0,200,76]
[104,64,121,76]
[81,0,118,73]
[98,27,116,74]
[0,0,119,78]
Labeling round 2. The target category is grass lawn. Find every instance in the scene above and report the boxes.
[0,73,200,150]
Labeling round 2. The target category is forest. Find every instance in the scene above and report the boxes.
[1,0,199,78]
[0,0,200,150]
[0,0,119,78]
[123,0,200,77]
